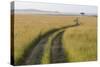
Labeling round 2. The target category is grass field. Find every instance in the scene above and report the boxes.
[62,16,97,62]
[14,14,75,64]
[13,14,97,65]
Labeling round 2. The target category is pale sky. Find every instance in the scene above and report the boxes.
[14,1,97,15]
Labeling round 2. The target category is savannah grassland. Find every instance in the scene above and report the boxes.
[14,14,97,64]
[62,16,97,62]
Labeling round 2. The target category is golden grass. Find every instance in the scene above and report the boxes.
[14,14,75,63]
[62,16,97,62]
[14,14,97,63]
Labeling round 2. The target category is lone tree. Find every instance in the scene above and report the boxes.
[80,12,85,16]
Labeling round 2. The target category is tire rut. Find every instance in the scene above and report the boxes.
[19,23,80,65]
[50,23,80,63]
[23,36,48,65]
[50,31,66,63]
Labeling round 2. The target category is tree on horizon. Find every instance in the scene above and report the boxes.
[80,12,85,16]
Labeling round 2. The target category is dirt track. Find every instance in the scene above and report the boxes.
[23,36,48,65]
[19,23,79,65]
[50,31,66,63]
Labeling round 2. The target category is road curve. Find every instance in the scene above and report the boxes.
[17,23,80,65]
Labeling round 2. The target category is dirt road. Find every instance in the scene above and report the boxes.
[18,23,79,65]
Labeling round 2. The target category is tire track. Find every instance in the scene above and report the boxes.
[21,29,59,65]
[50,23,80,63]
[18,23,79,65]
[50,31,66,63]
[23,36,48,65]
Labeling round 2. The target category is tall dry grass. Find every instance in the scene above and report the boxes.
[14,14,75,63]
[62,16,97,62]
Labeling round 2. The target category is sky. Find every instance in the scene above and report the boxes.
[14,1,97,15]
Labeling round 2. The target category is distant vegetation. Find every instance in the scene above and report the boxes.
[80,12,85,16]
